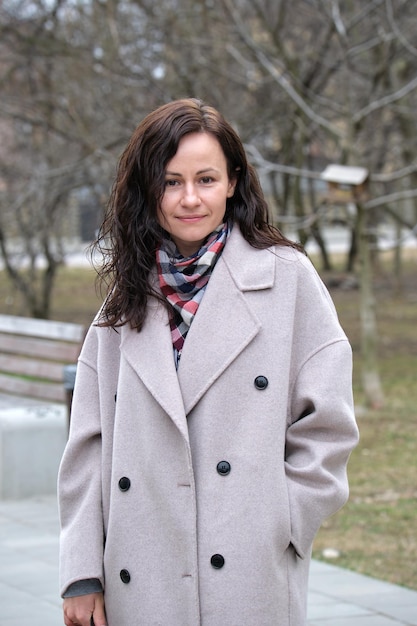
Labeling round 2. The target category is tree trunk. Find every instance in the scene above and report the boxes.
[311,223,332,271]
[393,219,403,297]
[356,201,384,409]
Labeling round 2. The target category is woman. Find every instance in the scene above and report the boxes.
[58,98,359,626]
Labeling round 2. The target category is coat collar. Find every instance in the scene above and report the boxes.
[221,225,276,292]
[120,227,275,436]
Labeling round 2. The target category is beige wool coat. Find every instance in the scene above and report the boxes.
[58,226,359,626]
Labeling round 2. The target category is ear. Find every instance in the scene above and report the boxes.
[227,177,237,198]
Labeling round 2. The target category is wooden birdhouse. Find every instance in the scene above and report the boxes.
[321,164,369,204]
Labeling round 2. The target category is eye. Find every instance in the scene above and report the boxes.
[165,179,179,187]
[199,176,214,184]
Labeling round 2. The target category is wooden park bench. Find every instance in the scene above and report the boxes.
[0,314,85,499]
[0,314,84,404]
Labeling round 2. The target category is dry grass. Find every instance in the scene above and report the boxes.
[0,265,100,326]
[1,248,417,589]
[313,249,417,590]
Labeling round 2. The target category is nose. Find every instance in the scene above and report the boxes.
[181,183,201,207]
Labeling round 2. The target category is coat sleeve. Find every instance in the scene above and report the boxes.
[285,259,359,559]
[58,326,106,596]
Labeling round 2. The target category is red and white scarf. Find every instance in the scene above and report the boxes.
[156,222,230,361]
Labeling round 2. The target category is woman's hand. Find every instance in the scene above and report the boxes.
[63,592,106,626]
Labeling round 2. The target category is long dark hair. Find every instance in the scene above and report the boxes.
[93,98,302,330]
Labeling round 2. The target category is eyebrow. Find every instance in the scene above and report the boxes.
[165,167,221,176]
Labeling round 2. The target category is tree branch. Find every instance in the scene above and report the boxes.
[364,188,417,210]
[352,74,417,125]
[385,0,417,57]
[221,0,345,139]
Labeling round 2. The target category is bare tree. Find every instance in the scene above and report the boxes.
[1,0,416,408]
[0,0,162,317]
[217,0,417,406]
[0,0,253,318]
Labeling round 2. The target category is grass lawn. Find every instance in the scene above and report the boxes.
[1,248,416,590]
[313,251,417,591]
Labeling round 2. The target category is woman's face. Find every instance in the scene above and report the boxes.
[158,132,236,257]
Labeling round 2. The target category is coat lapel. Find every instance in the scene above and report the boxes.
[119,301,189,441]
[177,228,274,415]
[119,228,275,428]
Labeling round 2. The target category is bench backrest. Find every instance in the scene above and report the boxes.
[0,314,85,403]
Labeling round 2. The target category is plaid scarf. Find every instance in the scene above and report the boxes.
[156,222,230,358]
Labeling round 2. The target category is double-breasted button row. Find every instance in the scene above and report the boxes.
[214,462,229,570]
[121,557,224,582]
[213,464,228,571]
[118,463,230,579]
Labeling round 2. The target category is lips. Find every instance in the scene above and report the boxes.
[176,215,205,222]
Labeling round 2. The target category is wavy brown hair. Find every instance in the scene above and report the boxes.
[93,98,302,330]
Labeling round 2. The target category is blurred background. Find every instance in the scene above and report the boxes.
[0,0,416,591]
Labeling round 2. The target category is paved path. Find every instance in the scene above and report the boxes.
[0,496,417,626]
[1,394,417,625]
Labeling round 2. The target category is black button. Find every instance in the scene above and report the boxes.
[254,375,268,390]
[217,461,231,476]
[114,393,117,402]
[120,569,131,583]
[211,554,225,569]
[118,477,131,491]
